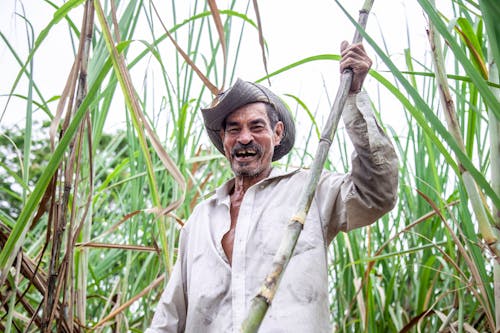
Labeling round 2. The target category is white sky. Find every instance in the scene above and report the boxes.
[0,0,434,150]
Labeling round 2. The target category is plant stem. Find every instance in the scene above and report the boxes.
[427,0,497,330]
[487,43,500,332]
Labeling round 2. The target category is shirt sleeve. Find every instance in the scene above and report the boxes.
[317,91,399,242]
[145,228,188,333]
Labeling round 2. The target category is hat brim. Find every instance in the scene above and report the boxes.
[201,78,295,161]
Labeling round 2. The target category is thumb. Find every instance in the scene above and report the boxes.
[340,40,349,53]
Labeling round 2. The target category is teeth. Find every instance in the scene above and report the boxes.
[235,149,256,156]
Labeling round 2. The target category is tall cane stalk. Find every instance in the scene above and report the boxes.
[240,1,374,332]
[426,1,497,330]
[488,45,500,332]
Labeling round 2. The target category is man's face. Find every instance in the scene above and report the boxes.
[220,102,283,179]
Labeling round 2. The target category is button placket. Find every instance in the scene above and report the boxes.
[231,188,254,332]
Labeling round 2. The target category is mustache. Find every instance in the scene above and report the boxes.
[231,142,262,156]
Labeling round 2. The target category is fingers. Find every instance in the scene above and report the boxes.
[340,54,372,74]
[340,42,367,56]
[339,42,372,72]
[339,42,372,93]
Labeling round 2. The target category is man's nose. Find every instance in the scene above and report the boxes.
[237,128,253,144]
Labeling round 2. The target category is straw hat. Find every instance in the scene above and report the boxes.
[201,78,295,161]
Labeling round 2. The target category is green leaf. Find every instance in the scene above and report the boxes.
[479,0,500,82]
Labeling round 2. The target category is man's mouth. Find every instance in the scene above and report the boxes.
[235,148,257,159]
[232,143,261,161]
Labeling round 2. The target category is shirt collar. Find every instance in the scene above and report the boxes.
[213,166,300,205]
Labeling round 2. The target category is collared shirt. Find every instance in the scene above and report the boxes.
[146,92,399,333]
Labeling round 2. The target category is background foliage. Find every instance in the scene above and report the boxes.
[0,0,499,332]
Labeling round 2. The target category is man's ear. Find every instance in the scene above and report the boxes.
[219,128,225,140]
[273,121,284,146]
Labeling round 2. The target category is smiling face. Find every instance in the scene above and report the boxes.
[221,102,283,183]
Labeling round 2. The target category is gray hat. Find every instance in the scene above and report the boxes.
[201,78,295,161]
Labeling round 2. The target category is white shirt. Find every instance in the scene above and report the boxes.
[146,92,399,333]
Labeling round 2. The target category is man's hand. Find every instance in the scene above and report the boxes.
[340,41,372,94]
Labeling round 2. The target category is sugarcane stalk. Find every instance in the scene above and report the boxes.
[427,1,499,246]
[487,46,500,331]
[427,1,498,330]
[240,1,374,332]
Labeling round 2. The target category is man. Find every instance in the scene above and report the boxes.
[146,41,398,332]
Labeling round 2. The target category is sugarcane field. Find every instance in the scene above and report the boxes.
[1,0,499,332]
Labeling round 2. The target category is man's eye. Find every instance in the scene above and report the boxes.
[227,128,239,134]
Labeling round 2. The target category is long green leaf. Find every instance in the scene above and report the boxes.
[0,50,111,285]
[1,0,85,117]
[417,0,500,120]
[479,0,500,83]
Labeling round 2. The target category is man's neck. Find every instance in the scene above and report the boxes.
[232,167,272,198]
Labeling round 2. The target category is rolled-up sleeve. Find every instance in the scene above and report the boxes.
[146,229,188,333]
[319,91,399,242]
